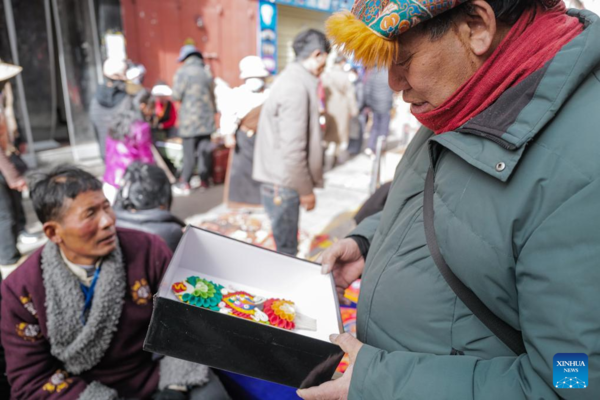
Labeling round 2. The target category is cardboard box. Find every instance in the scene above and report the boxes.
[144,226,345,389]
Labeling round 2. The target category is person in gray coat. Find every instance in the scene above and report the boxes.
[253,30,330,256]
[171,45,217,195]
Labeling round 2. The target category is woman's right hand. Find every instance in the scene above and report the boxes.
[320,238,365,305]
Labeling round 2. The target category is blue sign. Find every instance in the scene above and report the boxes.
[553,353,588,389]
[258,1,278,74]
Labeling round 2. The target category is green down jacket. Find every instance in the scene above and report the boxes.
[349,9,600,400]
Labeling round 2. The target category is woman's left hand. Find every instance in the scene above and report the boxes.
[297,333,363,400]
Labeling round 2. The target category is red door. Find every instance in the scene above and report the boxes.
[120,0,258,87]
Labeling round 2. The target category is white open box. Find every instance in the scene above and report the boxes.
[145,226,345,388]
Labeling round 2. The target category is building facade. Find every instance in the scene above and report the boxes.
[0,0,351,164]
[121,0,351,88]
[1,0,122,163]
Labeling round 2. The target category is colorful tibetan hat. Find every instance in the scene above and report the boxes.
[327,0,470,68]
[327,0,564,69]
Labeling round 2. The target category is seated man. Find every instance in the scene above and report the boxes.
[114,162,185,252]
[0,166,229,399]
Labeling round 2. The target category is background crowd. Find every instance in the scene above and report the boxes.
[0,24,400,399]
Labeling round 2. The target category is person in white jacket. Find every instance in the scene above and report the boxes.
[220,56,270,207]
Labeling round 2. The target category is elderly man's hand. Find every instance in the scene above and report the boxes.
[297,333,363,400]
[320,239,364,305]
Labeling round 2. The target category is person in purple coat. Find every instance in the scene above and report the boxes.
[103,90,156,203]
[0,166,230,399]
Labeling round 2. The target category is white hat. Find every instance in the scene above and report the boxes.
[0,62,22,81]
[103,58,127,81]
[239,56,270,80]
[126,64,146,83]
[151,84,173,97]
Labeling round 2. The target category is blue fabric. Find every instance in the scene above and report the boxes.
[218,371,300,400]
[80,267,101,325]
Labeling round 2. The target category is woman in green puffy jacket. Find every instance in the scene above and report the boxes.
[299,1,600,399]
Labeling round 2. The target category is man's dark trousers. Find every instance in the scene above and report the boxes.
[261,183,300,256]
[181,135,212,184]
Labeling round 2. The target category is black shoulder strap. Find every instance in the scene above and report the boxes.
[423,167,526,355]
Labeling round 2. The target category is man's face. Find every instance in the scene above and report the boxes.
[53,190,117,260]
[389,26,480,114]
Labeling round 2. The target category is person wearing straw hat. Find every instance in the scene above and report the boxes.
[0,61,30,279]
[220,56,270,207]
[300,1,600,399]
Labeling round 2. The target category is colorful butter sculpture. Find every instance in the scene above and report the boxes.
[172,277,224,311]
[171,276,316,331]
[221,291,269,324]
[264,299,296,330]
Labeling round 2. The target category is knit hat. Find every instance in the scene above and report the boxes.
[177,45,203,62]
[326,0,562,69]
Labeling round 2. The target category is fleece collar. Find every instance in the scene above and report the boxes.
[41,239,126,374]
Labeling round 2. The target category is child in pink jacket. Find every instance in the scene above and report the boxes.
[103,91,155,191]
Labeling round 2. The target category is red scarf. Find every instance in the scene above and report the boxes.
[414,3,583,134]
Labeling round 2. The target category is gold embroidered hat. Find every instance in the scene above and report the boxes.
[326,0,562,68]
[326,0,468,68]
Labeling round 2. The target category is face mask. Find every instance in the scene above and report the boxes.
[307,55,327,76]
[245,78,265,92]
